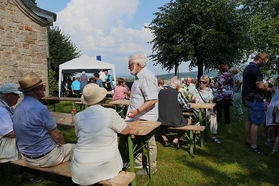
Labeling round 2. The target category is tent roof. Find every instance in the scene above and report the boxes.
[59,55,115,73]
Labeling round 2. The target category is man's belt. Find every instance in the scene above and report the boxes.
[21,149,53,159]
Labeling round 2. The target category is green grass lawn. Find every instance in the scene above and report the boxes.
[1,101,279,186]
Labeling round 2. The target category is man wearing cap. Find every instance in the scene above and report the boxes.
[13,72,75,167]
[0,83,21,163]
[126,53,158,175]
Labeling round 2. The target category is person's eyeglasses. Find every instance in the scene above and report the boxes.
[199,81,207,84]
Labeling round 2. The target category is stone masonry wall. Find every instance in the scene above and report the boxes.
[0,0,49,93]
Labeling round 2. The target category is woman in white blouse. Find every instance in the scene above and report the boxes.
[71,83,130,185]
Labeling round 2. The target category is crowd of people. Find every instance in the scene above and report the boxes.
[0,52,278,185]
[61,69,114,97]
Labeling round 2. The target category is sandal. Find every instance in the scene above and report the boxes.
[212,137,221,144]
[250,146,266,155]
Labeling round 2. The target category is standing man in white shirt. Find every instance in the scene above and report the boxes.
[126,54,158,175]
[98,69,106,83]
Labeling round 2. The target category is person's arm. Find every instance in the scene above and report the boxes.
[235,80,242,93]
[50,128,66,145]
[256,81,274,92]
[120,125,130,135]
[127,99,157,118]
[4,131,15,138]
[273,106,279,124]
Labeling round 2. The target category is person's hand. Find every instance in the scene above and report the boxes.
[127,109,138,118]
[210,111,216,117]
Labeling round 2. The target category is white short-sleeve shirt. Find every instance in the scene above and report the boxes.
[127,67,158,121]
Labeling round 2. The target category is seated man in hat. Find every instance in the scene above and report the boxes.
[13,72,75,167]
[0,83,22,163]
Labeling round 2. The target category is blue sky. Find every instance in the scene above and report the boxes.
[37,0,192,76]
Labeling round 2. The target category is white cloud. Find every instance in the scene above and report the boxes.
[54,0,176,75]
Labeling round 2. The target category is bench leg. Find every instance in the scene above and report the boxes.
[200,131,205,148]
[189,131,194,156]
[128,136,136,186]
[145,141,152,180]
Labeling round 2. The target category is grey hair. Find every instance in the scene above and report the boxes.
[186,76,192,80]
[129,54,147,68]
[170,78,180,89]
[200,75,210,83]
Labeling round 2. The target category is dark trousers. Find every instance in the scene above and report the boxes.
[216,99,232,124]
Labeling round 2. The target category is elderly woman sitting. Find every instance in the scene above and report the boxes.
[158,76,192,148]
[70,84,130,185]
[192,75,221,144]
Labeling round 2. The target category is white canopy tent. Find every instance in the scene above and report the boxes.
[58,55,116,97]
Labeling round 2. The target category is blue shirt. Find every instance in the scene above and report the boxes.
[13,96,56,157]
[95,79,104,87]
[242,62,264,102]
[71,80,81,90]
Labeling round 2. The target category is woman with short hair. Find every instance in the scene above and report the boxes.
[192,76,221,144]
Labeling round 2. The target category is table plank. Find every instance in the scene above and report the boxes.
[189,103,216,109]
[108,99,130,106]
[42,97,81,101]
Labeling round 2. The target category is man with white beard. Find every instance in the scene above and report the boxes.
[125,54,158,175]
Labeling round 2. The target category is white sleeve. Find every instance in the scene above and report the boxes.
[109,109,127,133]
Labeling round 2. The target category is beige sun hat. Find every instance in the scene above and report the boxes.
[19,72,45,92]
[81,83,107,105]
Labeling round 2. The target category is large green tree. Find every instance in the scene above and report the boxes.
[242,0,279,77]
[48,26,80,94]
[148,0,250,79]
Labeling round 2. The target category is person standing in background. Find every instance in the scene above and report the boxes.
[99,69,106,83]
[242,52,274,155]
[80,71,88,93]
[93,73,104,87]
[125,54,158,175]
[230,67,243,121]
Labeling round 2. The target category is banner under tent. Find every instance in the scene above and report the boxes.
[58,55,116,97]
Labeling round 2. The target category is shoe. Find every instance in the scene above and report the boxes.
[29,177,44,184]
[136,168,157,175]
[162,140,171,147]
[265,140,274,147]
[250,146,266,155]
[171,142,180,149]
[195,136,199,143]
[212,137,221,144]
[123,162,143,169]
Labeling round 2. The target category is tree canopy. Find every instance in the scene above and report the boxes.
[48,26,80,79]
[149,0,250,79]
[48,26,80,93]
[242,0,279,77]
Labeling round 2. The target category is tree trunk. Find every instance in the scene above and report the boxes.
[174,59,179,76]
[197,58,203,81]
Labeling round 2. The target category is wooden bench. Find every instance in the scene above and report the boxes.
[168,122,205,156]
[10,159,135,186]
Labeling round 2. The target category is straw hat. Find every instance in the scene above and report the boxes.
[81,83,107,105]
[0,83,22,95]
[19,72,44,92]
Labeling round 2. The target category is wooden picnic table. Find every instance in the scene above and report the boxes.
[108,99,130,106]
[50,111,160,185]
[51,112,161,136]
[42,96,81,101]
[189,103,216,109]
